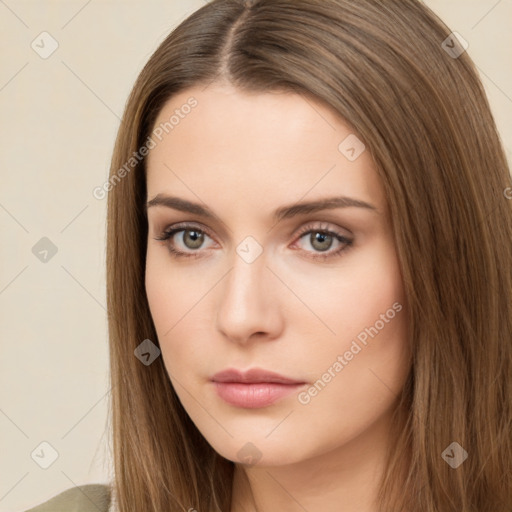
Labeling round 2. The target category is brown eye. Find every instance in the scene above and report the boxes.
[181,230,205,250]
[293,224,354,261]
[154,224,216,259]
[309,232,334,252]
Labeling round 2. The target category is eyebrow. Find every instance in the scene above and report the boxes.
[146,194,378,222]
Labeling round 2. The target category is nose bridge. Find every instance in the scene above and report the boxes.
[222,247,267,315]
[216,243,280,342]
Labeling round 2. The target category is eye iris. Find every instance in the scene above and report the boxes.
[176,230,338,253]
[310,232,332,252]
[183,230,204,249]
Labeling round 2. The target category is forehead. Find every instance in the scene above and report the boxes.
[146,83,386,214]
[149,83,347,156]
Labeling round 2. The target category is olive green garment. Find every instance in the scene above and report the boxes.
[24,484,111,512]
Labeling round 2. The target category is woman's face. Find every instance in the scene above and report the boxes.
[145,83,410,467]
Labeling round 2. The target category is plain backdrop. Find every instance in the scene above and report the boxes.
[1,1,511,510]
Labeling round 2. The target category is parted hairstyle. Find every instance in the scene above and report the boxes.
[105,0,512,510]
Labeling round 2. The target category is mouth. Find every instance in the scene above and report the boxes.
[211,368,307,409]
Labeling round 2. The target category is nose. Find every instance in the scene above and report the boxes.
[215,249,284,345]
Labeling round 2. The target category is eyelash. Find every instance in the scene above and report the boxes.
[154,222,353,262]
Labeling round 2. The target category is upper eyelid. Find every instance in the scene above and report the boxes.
[161,222,215,240]
[155,222,353,263]
[158,221,351,244]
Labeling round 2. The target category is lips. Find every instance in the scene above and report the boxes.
[211,368,306,408]
[212,368,305,385]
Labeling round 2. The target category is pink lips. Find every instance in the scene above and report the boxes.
[211,368,306,408]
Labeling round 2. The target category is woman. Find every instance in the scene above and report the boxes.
[27,0,512,511]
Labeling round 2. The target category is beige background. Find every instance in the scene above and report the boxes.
[0,1,511,510]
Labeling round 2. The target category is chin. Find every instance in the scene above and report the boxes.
[200,430,322,468]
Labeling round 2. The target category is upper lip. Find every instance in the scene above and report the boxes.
[211,368,305,385]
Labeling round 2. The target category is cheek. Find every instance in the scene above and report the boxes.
[293,275,409,456]
[145,255,169,332]
[144,251,215,371]
[145,249,201,326]
[297,239,410,405]
[337,243,409,376]
[278,235,406,352]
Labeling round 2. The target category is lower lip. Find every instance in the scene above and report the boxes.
[213,382,305,408]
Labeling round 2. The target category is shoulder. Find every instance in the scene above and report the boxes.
[24,483,111,512]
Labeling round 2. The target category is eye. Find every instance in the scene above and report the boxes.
[154,221,353,261]
[154,223,215,259]
[292,222,353,261]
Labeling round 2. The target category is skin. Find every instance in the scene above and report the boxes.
[145,82,411,512]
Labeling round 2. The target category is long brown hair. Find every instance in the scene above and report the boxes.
[105,1,512,510]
